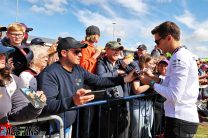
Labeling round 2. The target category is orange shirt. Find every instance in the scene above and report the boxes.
[80,41,97,73]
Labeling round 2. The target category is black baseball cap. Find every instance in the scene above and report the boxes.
[86,25,100,36]
[57,37,88,52]
[0,26,7,32]
[31,38,45,45]
[20,23,33,32]
[137,44,147,50]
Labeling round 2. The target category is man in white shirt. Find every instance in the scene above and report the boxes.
[140,21,199,138]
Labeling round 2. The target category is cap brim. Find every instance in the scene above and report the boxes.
[159,61,168,65]
[118,46,124,50]
[0,46,15,54]
[105,46,124,50]
[73,42,88,49]
[26,28,33,32]
[137,48,146,50]
[0,27,7,31]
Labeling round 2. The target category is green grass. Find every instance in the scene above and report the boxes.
[194,123,208,138]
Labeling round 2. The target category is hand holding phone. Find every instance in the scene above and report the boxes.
[20,87,46,108]
[84,90,106,99]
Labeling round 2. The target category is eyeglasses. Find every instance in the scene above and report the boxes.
[9,33,24,37]
[69,49,82,55]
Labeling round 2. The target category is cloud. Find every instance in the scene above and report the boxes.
[27,0,39,4]
[29,0,68,15]
[58,32,70,38]
[192,45,208,58]
[156,0,172,3]
[175,10,196,29]
[115,0,149,15]
[73,8,158,50]
[78,0,106,5]
[188,28,208,42]
[74,9,147,37]
[78,0,149,17]
[176,10,208,43]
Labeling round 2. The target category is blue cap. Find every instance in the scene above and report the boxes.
[0,43,15,54]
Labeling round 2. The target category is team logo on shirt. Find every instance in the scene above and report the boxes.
[75,78,82,86]
[172,59,182,67]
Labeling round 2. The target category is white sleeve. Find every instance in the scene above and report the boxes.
[154,57,189,103]
[19,72,33,88]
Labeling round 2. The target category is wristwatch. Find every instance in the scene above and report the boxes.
[149,80,155,88]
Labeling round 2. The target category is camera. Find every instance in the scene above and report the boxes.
[105,86,123,99]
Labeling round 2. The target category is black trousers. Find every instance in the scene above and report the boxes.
[164,117,198,138]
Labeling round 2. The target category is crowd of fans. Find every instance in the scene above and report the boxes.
[0,21,208,138]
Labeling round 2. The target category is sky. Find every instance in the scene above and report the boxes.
[0,0,208,58]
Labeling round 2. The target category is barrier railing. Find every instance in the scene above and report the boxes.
[11,115,64,138]
[10,93,162,138]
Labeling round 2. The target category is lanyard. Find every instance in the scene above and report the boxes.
[171,46,184,55]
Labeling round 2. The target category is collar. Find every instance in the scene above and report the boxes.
[171,46,184,55]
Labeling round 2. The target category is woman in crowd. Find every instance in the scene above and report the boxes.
[131,55,156,138]
[19,45,49,90]
[0,44,46,132]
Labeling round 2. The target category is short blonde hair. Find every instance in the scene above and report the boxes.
[85,35,99,42]
[7,22,25,33]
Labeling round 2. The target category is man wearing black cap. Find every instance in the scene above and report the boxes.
[137,44,148,58]
[37,37,136,137]
[80,25,102,73]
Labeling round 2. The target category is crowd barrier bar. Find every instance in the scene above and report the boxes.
[70,92,157,110]
[10,115,64,138]
[10,93,158,137]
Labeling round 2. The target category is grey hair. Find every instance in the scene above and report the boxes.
[29,45,49,66]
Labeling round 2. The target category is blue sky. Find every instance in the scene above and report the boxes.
[0,0,208,58]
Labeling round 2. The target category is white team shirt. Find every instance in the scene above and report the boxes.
[154,47,199,123]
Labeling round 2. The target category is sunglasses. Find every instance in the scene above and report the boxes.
[155,37,164,45]
[69,49,82,55]
[155,35,167,45]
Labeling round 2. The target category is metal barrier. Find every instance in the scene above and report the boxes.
[10,93,163,138]
[70,92,162,138]
[11,115,64,138]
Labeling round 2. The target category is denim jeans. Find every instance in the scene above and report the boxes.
[130,99,153,138]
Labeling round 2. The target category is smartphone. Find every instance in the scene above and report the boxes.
[20,87,46,108]
[84,90,106,99]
